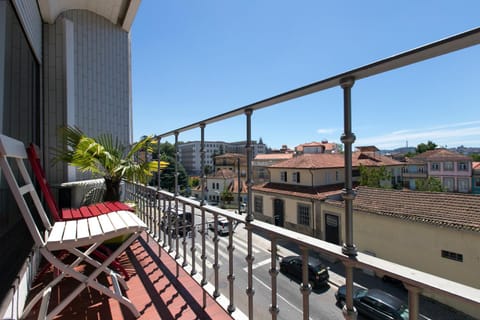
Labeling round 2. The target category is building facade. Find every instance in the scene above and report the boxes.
[252,150,404,236]
[178,140,266,175]
[0,1,140,317]
[323,187,480,317]
[410,149,472,192]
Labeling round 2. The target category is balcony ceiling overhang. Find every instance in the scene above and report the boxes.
[37,0,141,31]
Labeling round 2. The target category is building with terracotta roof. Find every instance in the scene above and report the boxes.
[323,186,480,316]
[295,140,341,154]
[472,162,480,194]
[410,148,472,192]
[191,154,248,207]
[251,150,404,236]
[252,153,294,184]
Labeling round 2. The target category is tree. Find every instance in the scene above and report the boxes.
[54,126,159,201]
[416,141,437,154]
[189,176,200,188]
[415,177,443,192]
[221,188,234,204]
[156,154,189,193]
[359,165,392,188]
[471,153,480,162]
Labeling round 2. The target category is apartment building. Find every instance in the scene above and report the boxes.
[178,140,266,175]
[473,162,480,194]
[410,149,472,192]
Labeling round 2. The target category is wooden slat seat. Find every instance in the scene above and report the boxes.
[0,134,147,320]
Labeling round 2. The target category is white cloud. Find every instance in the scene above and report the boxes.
[317,128,337,134]
[355,121,480,149]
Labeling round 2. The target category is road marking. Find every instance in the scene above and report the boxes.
[243,258,271,272]
[252,274,314,320]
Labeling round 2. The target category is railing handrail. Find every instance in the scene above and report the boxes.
[155,27,480,139]
[128,182,480,310]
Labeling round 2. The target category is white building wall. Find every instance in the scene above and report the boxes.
[43,9,132,184]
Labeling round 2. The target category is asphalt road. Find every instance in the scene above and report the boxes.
[163,208,474,320]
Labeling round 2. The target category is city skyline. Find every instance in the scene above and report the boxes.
[131,1,480,150]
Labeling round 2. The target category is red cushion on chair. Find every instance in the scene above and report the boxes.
[26,144,62,221]
[27,144,134,222]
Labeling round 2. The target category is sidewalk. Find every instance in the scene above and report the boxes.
[249,228,474,320]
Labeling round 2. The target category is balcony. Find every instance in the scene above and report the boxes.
[402,171,428,179]
[6,27,480,320]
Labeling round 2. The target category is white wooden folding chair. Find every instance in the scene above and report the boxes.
[0,134,147,320]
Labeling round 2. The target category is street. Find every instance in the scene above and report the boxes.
[164,208,473,320]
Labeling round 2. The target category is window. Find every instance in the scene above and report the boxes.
[475,178,480,187]
[458,162,468,171]
[254,196,263,213]
[292,171,300,183]
[280,171,288,182]
[0,0,40,305]
[441,250,463,262]
[431,162,440,171]
[297,204,310,226]
[335,171,339,181]
[443,161,453,171]
[443,177,454,192]
[458,179,469,193]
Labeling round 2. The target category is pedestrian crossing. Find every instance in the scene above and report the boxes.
[167,229,264,274]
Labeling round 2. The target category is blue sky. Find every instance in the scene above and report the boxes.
[131,1,480,150]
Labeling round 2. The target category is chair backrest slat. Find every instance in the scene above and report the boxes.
[0,134,53,247]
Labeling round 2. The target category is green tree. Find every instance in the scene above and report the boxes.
[471,153,480,161]
[204,165,213,175]
[359,165,392,188]
[221,188,234,204]
[190,176,200,188]
[416,141,437,154]
[156,154,188,193]
[415,177,443,192]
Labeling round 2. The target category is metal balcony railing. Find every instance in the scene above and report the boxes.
[126,27,480,320]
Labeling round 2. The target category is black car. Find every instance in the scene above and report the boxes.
[335,285,409,320]
[160,210,193,238]
[279,255,329,289]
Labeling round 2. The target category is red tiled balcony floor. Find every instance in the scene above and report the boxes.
[25,234,234,320]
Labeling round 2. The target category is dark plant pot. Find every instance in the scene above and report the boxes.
[104,178,121,202]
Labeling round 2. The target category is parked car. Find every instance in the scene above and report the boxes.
[335,285,409,320]
[207,217,230,235]
[279,255,329,289]
[160,210,193,238]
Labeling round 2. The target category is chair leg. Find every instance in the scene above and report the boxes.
[24,233,142,320]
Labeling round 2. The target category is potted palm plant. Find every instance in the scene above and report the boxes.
[55,126,166,202]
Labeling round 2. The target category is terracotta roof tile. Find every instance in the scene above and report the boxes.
[270,153,403,169]
[254,153,294,160]
[325,186,480,232]
[211,168,236,179]
[412,148,471,161]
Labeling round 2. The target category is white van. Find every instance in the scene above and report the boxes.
[208,218,230,235]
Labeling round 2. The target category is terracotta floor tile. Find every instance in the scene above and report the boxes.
[23,233,234,320]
